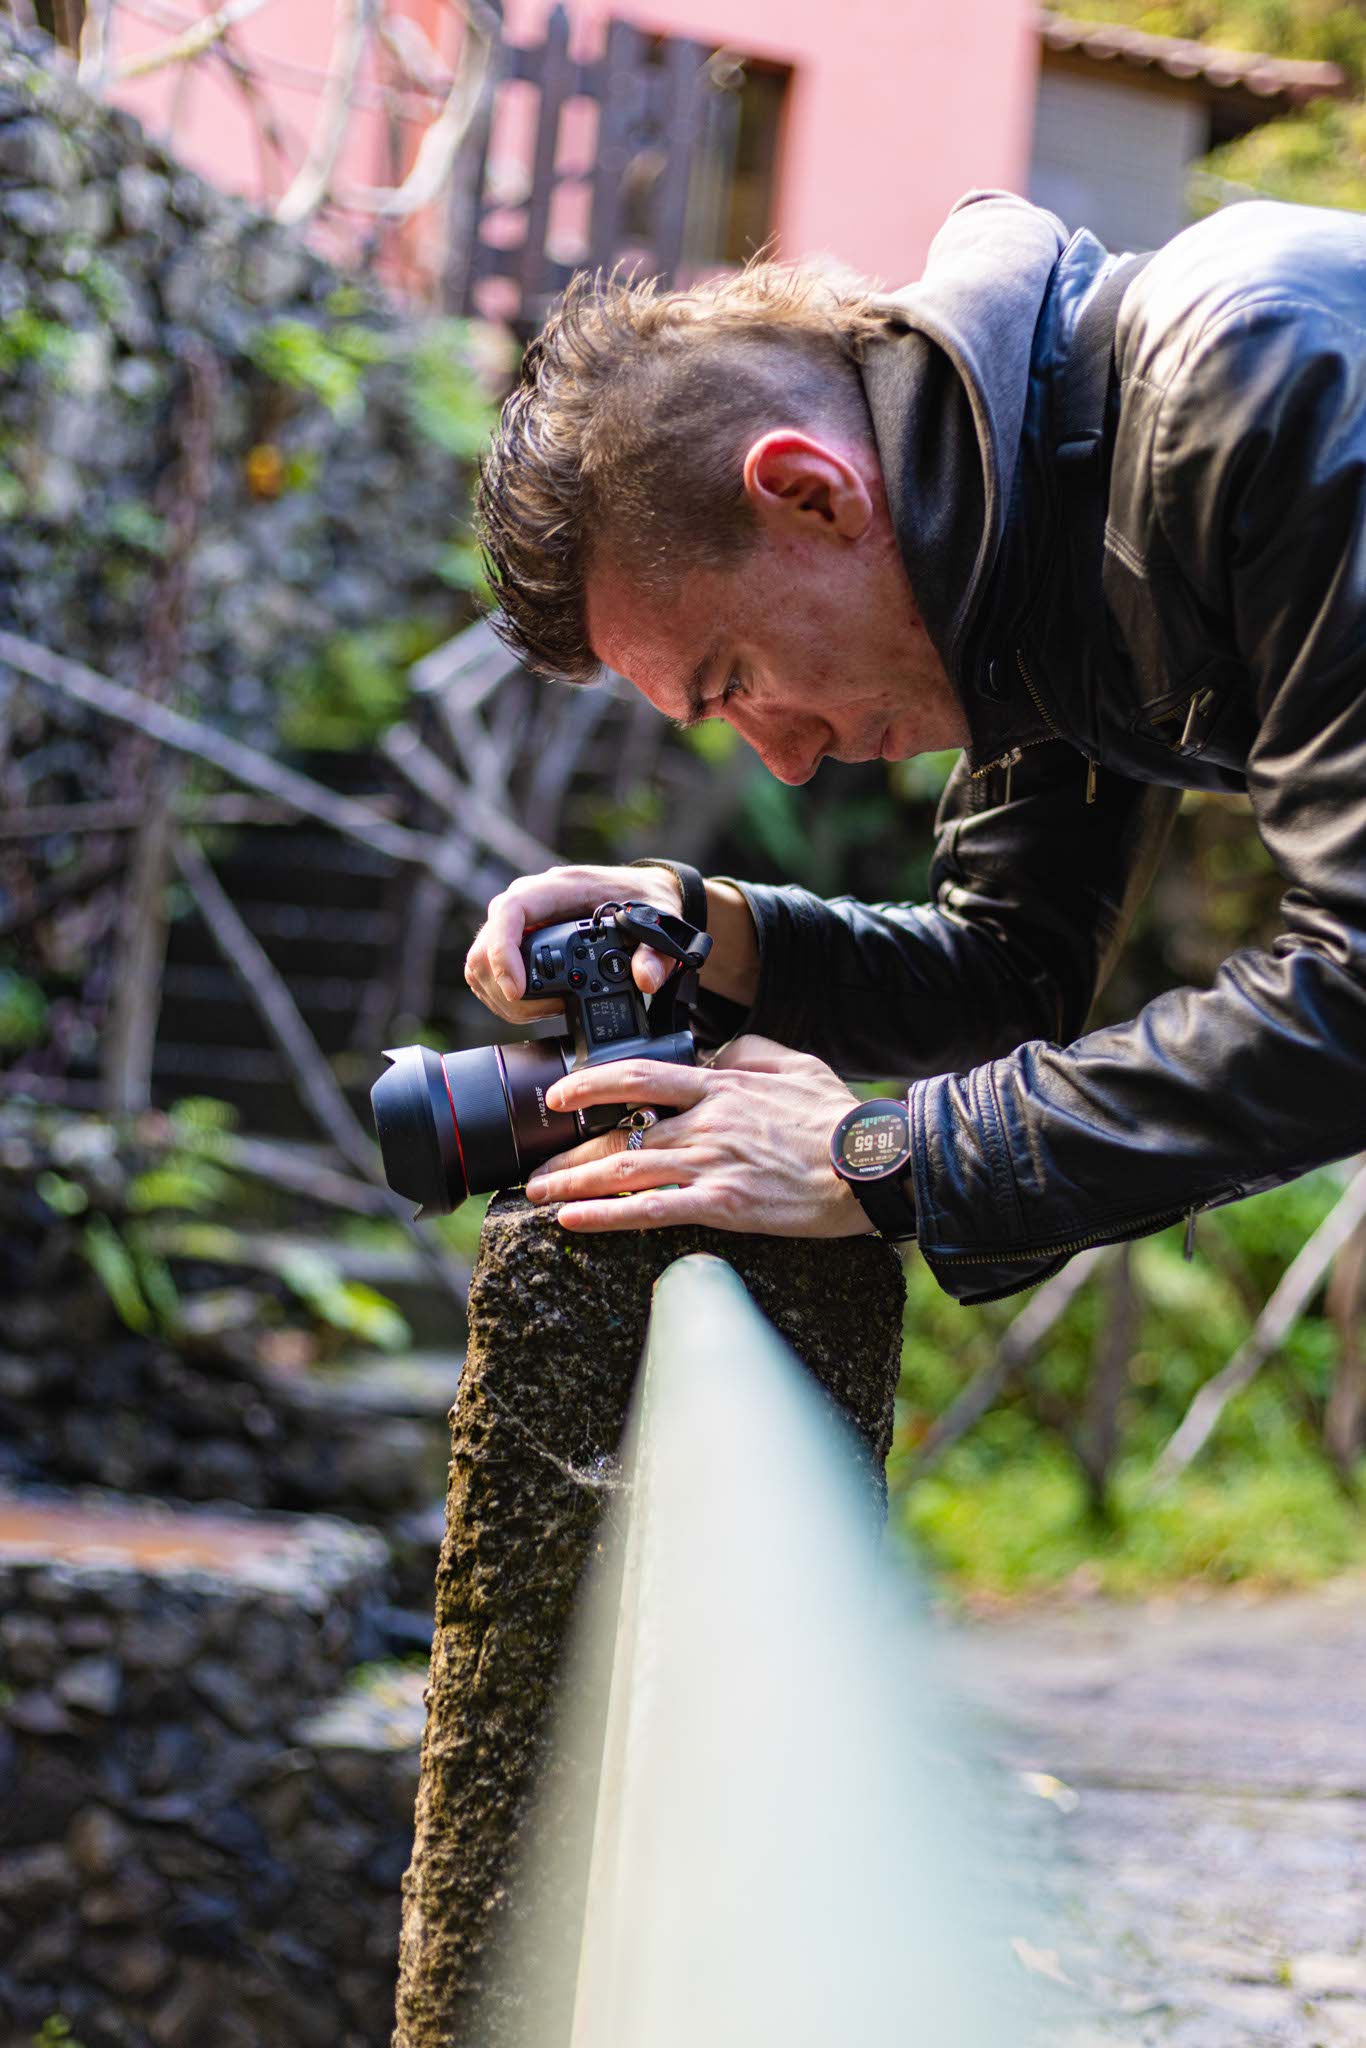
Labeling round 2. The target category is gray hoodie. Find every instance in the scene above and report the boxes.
[858,190,1069,680]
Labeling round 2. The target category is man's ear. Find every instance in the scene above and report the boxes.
[741,431,874,541]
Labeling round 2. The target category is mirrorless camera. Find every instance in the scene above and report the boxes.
[370,900,712,1216]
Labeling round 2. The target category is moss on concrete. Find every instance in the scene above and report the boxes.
[392,1194,905,2047]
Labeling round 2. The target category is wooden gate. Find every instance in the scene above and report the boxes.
[443,7,738,333]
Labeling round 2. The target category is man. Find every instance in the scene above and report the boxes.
[463,188,1366,1304]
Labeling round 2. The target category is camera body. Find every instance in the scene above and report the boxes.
[371,900,712,1216]
[525,905,693,1078]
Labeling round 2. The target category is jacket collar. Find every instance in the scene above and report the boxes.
[859,191,1072,769]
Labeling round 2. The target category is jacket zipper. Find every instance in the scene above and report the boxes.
[969,650,1098,803]
[928,1202,1194,1267]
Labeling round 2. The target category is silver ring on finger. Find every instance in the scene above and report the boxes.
[621,1107,660,1151]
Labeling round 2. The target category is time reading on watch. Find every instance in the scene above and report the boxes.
[832,1102,912,1180]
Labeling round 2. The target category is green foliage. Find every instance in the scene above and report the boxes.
[893,1170,1366,1596]
[403,319,497,459]
[0,968,48,1051]
[681,720,741,765]
[168,1094,238,1141]
[103,499,169,557]
[73,1099,241,1339]
[1051,0,1366,84]
[276,1246,412,1352]
[279,618,447,750]
[739,778,913,896]
[433,534,490,600]
[583,785,667,841]
[35,1171,88,1217]
[433,1190,492,1261]
[77,254,125,319]
[1195,97,1366,213]
[889,749,959,804]
[903,1443,1366,1596]
[249,312,495,465]
[1041,2,1366,214]
[83,1213,176,1338]
[0,308,74,380]
[247,317,387,421]
[126,1155,235,1215]
[34,2019,87,2048]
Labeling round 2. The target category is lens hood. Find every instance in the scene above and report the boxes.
[371,1044,466,1218]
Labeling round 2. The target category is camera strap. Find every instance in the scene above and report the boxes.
[593,900,713,1038]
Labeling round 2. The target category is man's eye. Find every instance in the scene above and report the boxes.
[720,672,742,707]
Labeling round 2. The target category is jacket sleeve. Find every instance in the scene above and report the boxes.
[699,741,1178,1083]
[909,294,1366,1303]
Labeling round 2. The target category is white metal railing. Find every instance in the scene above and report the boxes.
[507,1253,1045,2047]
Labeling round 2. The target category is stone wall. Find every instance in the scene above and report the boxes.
[0,1104,457,1553]
[0,1497,417,2048]
[0,22,478,751]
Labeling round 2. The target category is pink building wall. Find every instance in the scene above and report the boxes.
[109,0,1039,291]
[504,0,1040,282]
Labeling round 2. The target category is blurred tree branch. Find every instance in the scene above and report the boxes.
[1156,1159,1366,1485]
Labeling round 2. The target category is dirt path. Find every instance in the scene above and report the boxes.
[951,1576,1366,2045]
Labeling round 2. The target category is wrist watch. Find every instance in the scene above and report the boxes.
[829,1096,917,1242]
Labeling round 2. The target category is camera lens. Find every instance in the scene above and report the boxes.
[372,1037,579,1215]
[371,1045,469,1217]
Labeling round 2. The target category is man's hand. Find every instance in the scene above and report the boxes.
[465,863,684,1024]
[523,1035,878,1239]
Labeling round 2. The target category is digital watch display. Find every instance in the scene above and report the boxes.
[829,1097,917,1241]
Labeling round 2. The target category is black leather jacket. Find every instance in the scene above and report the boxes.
[722,193,1366,1303]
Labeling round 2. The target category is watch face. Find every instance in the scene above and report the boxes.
[832,1100,911,1181]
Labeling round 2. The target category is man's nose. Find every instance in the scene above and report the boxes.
[745,714,826,786]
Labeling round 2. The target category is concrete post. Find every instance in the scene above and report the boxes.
[391,1193,906,2048]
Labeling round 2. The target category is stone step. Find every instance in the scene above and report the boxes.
[143,1044,376,1141]
[167,899,405,973]
[297,1658,429,1756]
[0,1485,411,2048]
[147,1223,470,1350]
[267,1349,463,1421]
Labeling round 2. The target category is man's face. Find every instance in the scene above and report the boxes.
[584,437,968,786]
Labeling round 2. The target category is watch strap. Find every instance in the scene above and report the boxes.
[849,1168,917,1243]
[628,858,708,934]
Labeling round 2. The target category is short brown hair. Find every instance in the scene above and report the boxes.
[477,261,888,682]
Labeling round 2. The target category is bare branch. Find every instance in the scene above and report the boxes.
[1154,1158,1366,1485]
[375,9,447,95]
[112,0,277,81]
[343,0,495,219]
[77,0,118,86]
[219,1132,406,1218]
[173,830,379,1179]
[0,846,127,942]
[910,1247,1109,1475]
[0,630,472,890]
[380,721,562,872]
[172,830,470,1312]
[274,0,375,228]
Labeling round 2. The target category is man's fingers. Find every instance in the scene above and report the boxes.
[633,945,671,995]
[526,1115,680,1180]
[526,1145,692,1209]
[482,896,529,1002]
[705,1033,801,1073]
[545,1059,715,1116]
[556,1187,710,1234]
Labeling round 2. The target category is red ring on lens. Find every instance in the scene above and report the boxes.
[439,1057,471,1198]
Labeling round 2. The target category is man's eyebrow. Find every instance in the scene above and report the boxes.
[671,642,717,730]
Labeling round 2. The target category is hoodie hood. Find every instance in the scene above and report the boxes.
[859,191,1068,686]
